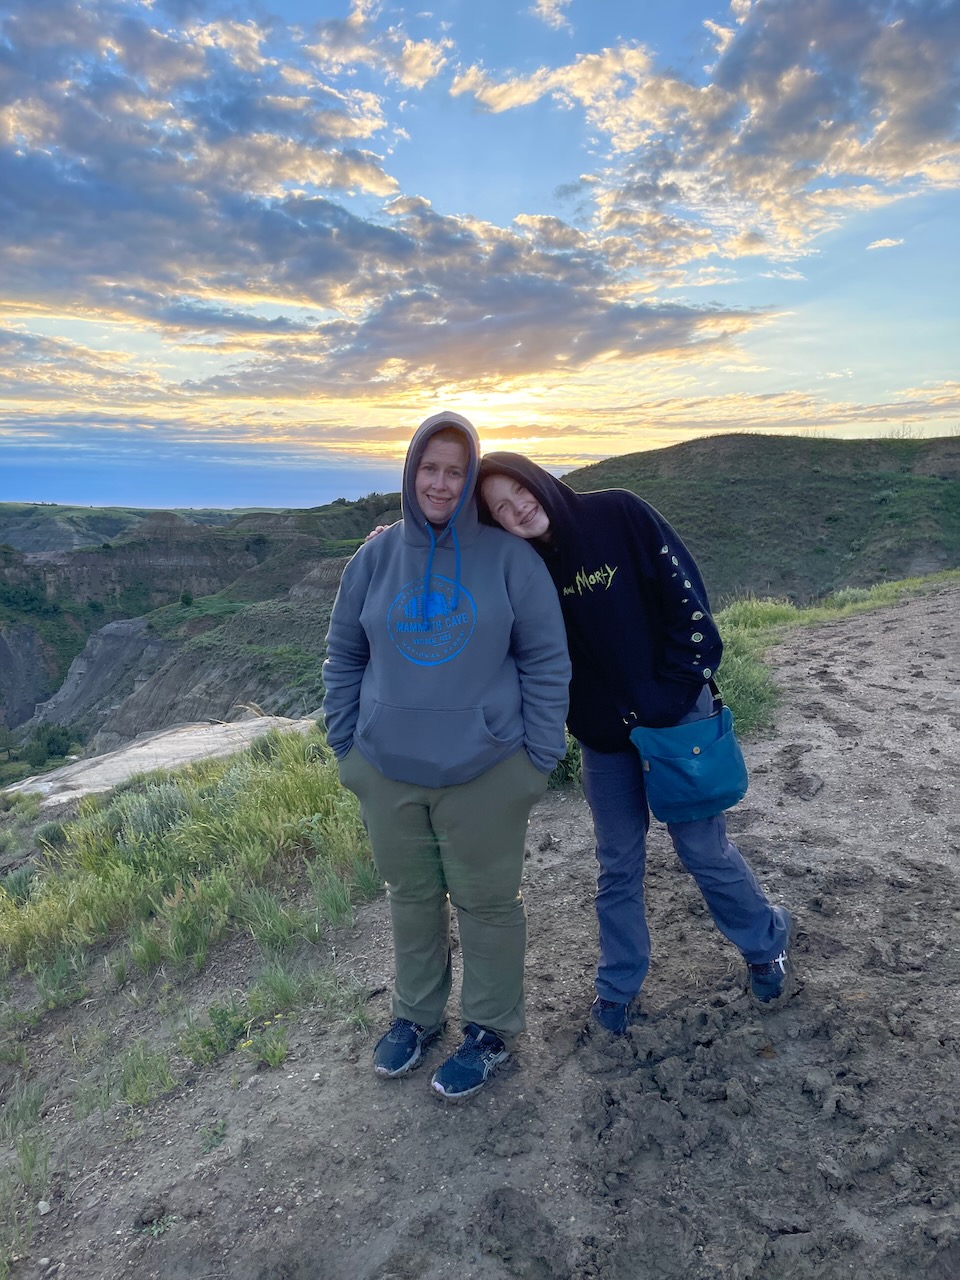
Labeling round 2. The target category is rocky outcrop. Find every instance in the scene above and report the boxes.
[0,624,53,727]
[5,716,316,809]
[85,600,332,754]
[27,534,262,610]
[29,618,174,741]
[288,557,350,600]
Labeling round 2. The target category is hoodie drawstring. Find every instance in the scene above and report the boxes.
[421,522,438,622]
[420,521,462,620]
[450,525,461,611]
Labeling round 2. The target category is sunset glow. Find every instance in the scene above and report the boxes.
[1,0,958,506]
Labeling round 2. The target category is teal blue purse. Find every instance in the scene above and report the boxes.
[628,695,748,824]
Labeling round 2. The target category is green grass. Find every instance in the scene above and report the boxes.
[0,1075,46,1279]
[0,725,368,970]
[200,1118,227,1153]
[29,946,88,1010]
[240,1022,289,1068]
[178,999,250,1067]
[0,1078,45,1139]
[118,1040,178,1106]
[144,594,247,640]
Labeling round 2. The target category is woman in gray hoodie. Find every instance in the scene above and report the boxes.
[322,412,570,1101]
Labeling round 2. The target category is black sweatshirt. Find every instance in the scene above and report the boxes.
[479,453,723,752]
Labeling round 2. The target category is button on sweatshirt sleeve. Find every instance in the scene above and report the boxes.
[321,552,373,760]
[509,557,572,774]
[641,506,722,720]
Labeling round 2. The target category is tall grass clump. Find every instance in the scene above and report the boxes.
[715,596,799,736]
[118,1040,178,1106]
[0,1078,44,1139]
[0,726,370,972]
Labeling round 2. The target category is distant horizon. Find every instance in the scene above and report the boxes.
[4,426,954,511]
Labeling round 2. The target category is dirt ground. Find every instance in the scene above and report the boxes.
[7,585,960,1280]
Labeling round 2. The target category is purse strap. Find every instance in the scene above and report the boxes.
[622,676,724,726]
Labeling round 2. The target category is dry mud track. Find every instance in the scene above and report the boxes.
[19,586,960,1280]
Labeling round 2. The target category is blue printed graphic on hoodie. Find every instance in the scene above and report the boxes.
[389,575,477,665]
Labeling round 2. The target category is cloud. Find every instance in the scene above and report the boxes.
[452,0,960,267]
[866,237,904,250]
[0,328,171,400]
[2,0,957,454]
[303,1,449,88]
[0,0,770,410]
[530,0,573,32]
[394,38,450,88]
[3,380,956,479]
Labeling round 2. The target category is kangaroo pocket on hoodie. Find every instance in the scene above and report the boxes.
[355,701,521,787]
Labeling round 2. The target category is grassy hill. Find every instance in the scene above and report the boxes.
[2,434,957,748]
[563,434,960,603]
[0,503,279,553]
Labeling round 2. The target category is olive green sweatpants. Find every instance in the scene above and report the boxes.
[337,748,548,1047]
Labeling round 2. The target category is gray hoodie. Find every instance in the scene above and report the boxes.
[322,412,571,786]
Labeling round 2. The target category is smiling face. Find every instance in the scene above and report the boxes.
[481,474,552,541]
[415,433,469,526]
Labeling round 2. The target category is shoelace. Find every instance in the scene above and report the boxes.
[750,951,788,978]
[387,1019,418,1042]
[456,1032,500,1064]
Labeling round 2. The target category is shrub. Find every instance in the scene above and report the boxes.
[1,865,36,905]
[34,821,66,849]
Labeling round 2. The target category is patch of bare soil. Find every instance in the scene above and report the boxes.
[7,586,960,1280]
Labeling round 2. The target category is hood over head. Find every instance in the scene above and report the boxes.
[402,411,481,621]
[403,411,480,542]
[478,451,583,543]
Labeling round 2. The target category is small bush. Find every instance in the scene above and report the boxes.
[305,862,352,929]
[240,886,308,952]
[128,922,165,974]
[241,1021,289,1068]
[30,947,88,1011]
[34,820,67,848]
[247,961,304,1016]
[1,865,36,905]
[549,734,581,789]
[178,999,249,1067]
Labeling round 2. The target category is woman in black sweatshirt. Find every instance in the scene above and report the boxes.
[478,453,794,1034]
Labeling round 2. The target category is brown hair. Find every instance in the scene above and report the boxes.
[429,425,469,450]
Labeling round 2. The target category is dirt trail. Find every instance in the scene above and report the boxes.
[12,585,960,1280]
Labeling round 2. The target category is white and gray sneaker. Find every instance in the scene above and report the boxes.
[372,1018,444,1078]
[430,1023,509,1102]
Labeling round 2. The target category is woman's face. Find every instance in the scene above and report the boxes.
[415,436,468,525]
[481,474,552,541]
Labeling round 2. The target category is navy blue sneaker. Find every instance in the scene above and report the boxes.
[430,1023,509,1102]
[590,997,630,1036]
[748,910,794,1003]
[372,1018,444,1078]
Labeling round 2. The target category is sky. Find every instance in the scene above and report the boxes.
[1,0,958,509]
